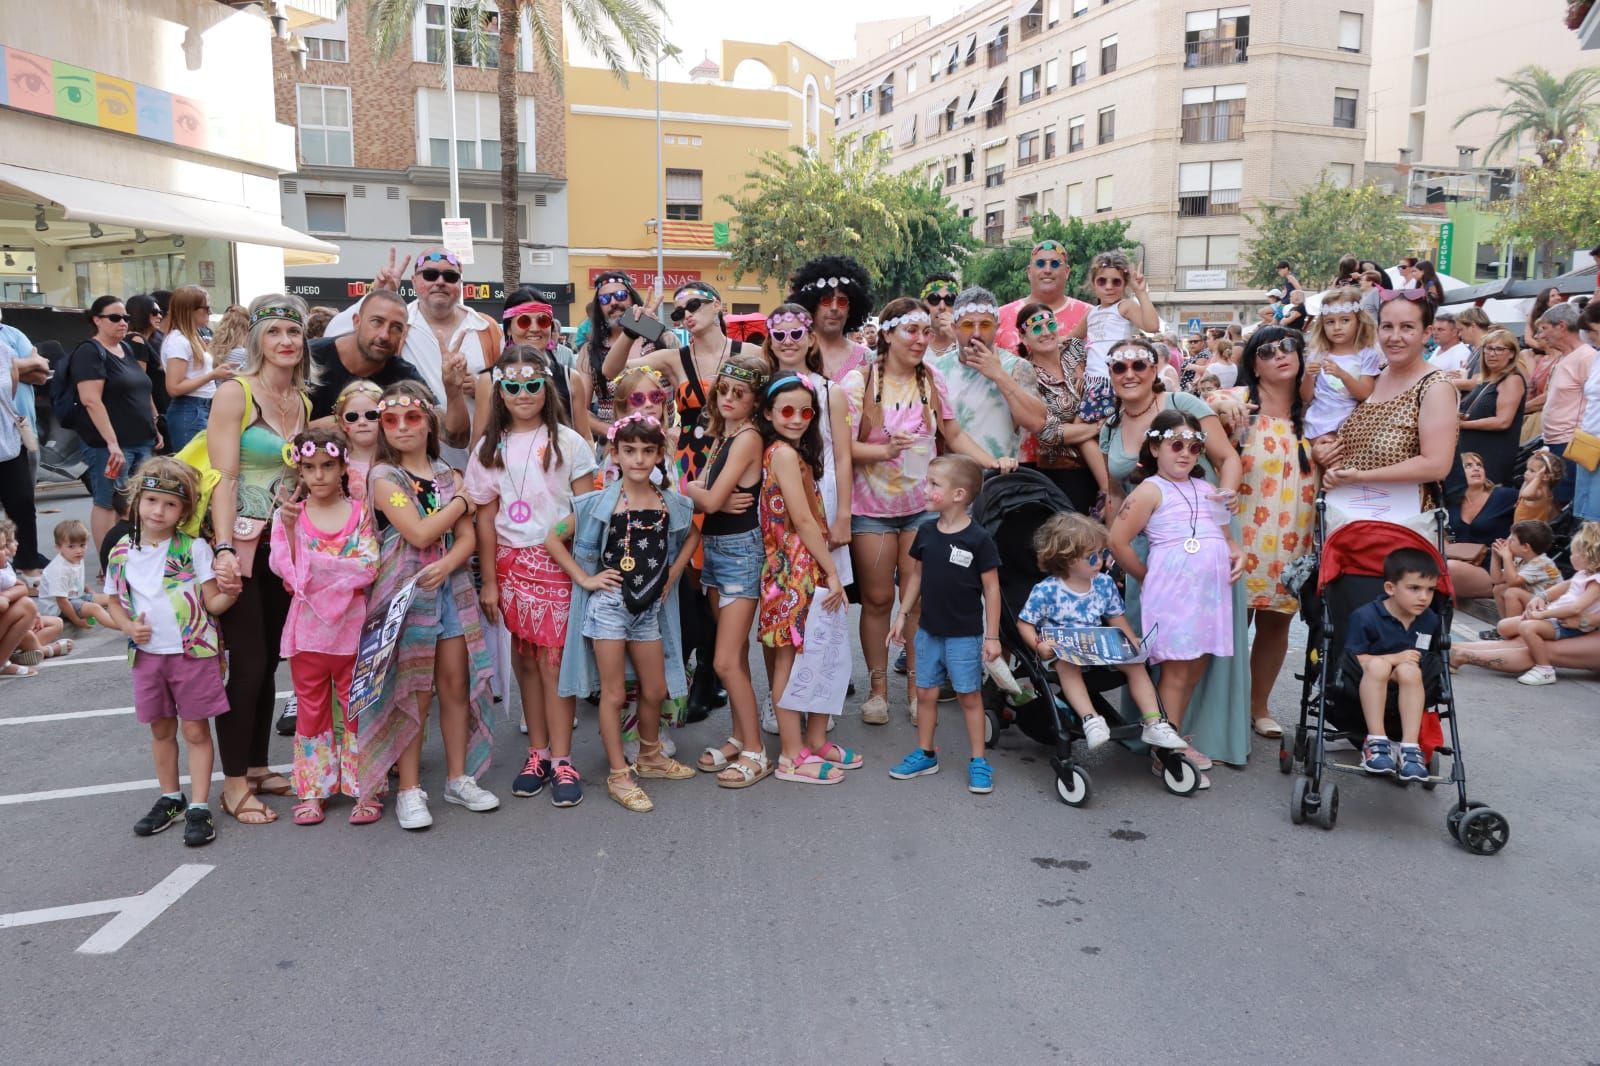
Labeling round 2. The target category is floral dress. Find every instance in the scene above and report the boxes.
[758,441,826,649]
[1227,392,1315,614]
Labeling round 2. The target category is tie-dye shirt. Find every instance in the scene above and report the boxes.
[104,532,221,659]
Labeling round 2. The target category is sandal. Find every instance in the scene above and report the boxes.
[292,799,325,826]
[1253,717,1283,739]
[634,738,695,780]
[775,749,844,785]
[247,771,293,796]
[717,749,773,789]
[698,736,741,773]
[39,639,74,659]
[606,768,653,812]
[349,797,384,825]
[9,648,43,667]
[861,669,889,725]
[813,741,864,770]
[0,662,38,678]
[220,789,277,825]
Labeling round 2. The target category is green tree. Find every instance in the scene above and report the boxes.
[960,213,1133,303]
[1454,64,1600,165]
[351,0,663,291]
[1242,180,1418,290]
[1494,146,1600,272]
[721,132,976,294]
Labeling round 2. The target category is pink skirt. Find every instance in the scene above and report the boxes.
[494,544,572,654]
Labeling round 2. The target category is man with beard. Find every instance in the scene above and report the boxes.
[308,289,423,416]
[582,270,656,436]
[995,239,1092,354]
[787,256,875,383]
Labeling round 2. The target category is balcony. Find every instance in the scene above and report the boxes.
[986,104,1007,128]
[1178,189,1241,217]
[1184,36,1249,68]
[988,42,1009,66]
[1181,110,1246,144]
[1020,89,1041,105]
[985,166,1006,188]
[1018,153,1039,167]
[985,224,1005,246]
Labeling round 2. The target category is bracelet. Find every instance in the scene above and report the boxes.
[214,545,237,557]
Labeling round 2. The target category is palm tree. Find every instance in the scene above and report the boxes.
[351,0,663,291]
[1454,64,1600,165]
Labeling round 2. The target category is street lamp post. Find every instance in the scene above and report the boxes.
[444,0,461,217]
[654,26,665,292]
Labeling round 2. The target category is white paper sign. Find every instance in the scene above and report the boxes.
[776,596,851,715]
[1326,481,1421,525]
[441,218,475,265]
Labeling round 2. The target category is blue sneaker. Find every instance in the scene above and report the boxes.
[888,749,939,779]
[1361,737,1396,775]
[893,649,908,675]
[1398,746,1428,782]
[512,750,551,797]
[968,757,994,794]
[549,762,583,807]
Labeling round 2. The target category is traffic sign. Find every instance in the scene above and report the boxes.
[1186,317,1203,334]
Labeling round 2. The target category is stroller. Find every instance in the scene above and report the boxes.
[973,469,1202,807]
[1282,501,1510,855]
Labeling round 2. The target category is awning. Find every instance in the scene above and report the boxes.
[962,32,977,58]
[0,162,340,265]
[961,88,979,119]
[979,76,1008,107]
[980,20,1007,46]
[944,41,960,68]
[1013,0,1043,18]
[897,115,919,147]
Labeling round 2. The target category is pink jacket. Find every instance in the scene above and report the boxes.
[268,500,380,657]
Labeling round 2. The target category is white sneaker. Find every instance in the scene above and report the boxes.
[661,733,677,757]
[396,787,432,830]
[623,738,640,764]
[1141,719,1188,750]
[760,697,779,735]
[444,775,501,812]
[1517,665,1556,686]
[519,719,529,735]
[1082,715,1112,750]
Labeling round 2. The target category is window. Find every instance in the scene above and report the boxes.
[861,86,874,113]
[1045,58,1059,93]
[879,75,894,115]
[422,1,501,68]
[1020,66,1041,104]
[1020,1,1045,40]
[907,64,918,94]
[304,36,347,62]
[417,89,532,171]
[986,23,1009,66]
[1017,193,1039,225]
[1073,0,1088,15]
[664,168,704,221]
[964,32,978,66]
[1040,187,1055,215]
[1068,115,1085,153]
[1097,106,1115,144]
[1181,84,1246,143]
[946,159,959,185]
[1018,129,1040,166]
[408,199,527,241]
[1326,162,1355,188]
[963,150,976,183]
[296,85,352,167]
[1095,175,1114,212]
[929,52,941,82]
[1184,7,1250,67]
[984,204,1005,246]
[304,193,346,234]
[1100,34,1118,74]
[1177,159,1243,217]
[1066,182,1084,217]
[1070,47,1087,85]
[1337,11,1363,52]
[1176,234,1240,289]
[986,83,1008,129]
[848,92,857,118]
[1043,124,1057,159]
[1048,0,1062,24]
[947,38,962,75]
[1333,88,1359,129]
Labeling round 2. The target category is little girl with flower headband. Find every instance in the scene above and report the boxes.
[269,427,381,825]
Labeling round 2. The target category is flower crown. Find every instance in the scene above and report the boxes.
[612,364,669,393]
[882,310,932,332]
[377,393,429,412]
[1022,310,1057,332]
[1320,301,1362,315]
[250,305,303,327]
[799,275,858,293]
[1146,427,1205,442]
[139,474,189,500]
[492,363,544,382]
[953,301,1000,320]
[607,411,663,442]
[282,439,346,465]
[767,309,813,332]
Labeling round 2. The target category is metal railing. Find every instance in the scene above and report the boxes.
[1177,189,1241,217]
[1183,36,1248,67]
[985,166,1006,188]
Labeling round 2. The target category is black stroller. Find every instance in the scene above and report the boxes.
[973,469,1202,807]
[1281,501,1510,854]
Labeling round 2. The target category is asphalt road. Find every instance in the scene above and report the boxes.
[3,487,1599,1064]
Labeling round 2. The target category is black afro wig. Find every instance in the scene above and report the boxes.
[786,255,875,334]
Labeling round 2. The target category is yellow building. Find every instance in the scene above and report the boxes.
[566,41,835,312]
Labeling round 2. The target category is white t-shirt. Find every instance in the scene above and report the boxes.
[462,424,597,548]
[1209,362,1239,389]
[1429,342,1473,375]
[160,332,217,400]
[124,537,215,654]
[1581,350,1600,437]
[1305,346,1384,439]
[0,563,15,592]
[39,554,85,600]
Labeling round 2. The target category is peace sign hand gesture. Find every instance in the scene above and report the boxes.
[442,337,472,398]
[373,247,412,293]
[1129,265,1148,291]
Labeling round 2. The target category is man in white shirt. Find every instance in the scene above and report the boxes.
[1427,312,1474,376]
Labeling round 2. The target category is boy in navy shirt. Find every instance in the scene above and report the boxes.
[1345,547,1442,782]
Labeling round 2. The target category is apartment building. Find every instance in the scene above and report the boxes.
[272,0,574,318]
[834,0,1372,322]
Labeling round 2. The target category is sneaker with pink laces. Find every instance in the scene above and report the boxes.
[549,761,583,808]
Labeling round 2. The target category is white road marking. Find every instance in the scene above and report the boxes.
[0,864,214,954]
[0,691,292,726]
[39,654,125,669]
[0,764,292,806]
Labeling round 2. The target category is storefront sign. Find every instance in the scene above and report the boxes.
[284,277,575,308]
[1437,221,1454,276]
[1184,270,1229,290]
[586,267,703,291]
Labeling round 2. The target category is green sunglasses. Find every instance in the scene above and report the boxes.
[498,378,546,396]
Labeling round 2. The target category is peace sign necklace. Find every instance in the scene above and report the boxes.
[1173,476,1202,555]
[501,430,543,525]
[618,486,666,572]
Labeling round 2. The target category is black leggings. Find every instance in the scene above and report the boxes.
[0,451,47,570]
[215,540,291,778]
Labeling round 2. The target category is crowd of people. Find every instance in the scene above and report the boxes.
[1,241,1598,845]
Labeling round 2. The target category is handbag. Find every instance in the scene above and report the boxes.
[1566,428,1600,473]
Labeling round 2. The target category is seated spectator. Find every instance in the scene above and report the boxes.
[1485,519,1562,629]
[37,519,112,630]
[1461,522,1600,687]
[1445,452,1518,602]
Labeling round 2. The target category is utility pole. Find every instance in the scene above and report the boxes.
[444,0,461,217]
[654,21,665,292]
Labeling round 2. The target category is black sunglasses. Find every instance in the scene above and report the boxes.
[419,268,461,284]
[670,297,709,322]
[98,313,130,324]
[925,293,956,307]
[342,409,381,423]
[1257,337,1301,357]
[1110,358,1154,375]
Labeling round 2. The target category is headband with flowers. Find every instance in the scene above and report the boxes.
[718,361,766,388]
[1146,427,1206,442]
[611,364,670,393]
[417,251,462,268]
[953,301,1001,320]
[1320,301,1362,315]
[799,276,859,294]
[250,305,304,327]
[767,309,813,332]
[492,363,545,382]
[881,310,932,332]
[607,411,663,442]
[282,439,347,465]
[378,393,430,412]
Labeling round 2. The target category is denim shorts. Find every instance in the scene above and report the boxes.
[164,395,211,452]
[1574,464,1600,523]
[851,511,935,536]
[83,440,155,509]
[1556,621,1592,641]
[39,594,93,619]
[701,528,763,601]
[436,586,465,640]
[914,629,983,693]
[581,587,662,642]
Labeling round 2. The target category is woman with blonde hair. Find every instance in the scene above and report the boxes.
[1446,328,1527,500]
[160,285,229,450]
[208,305,250,370]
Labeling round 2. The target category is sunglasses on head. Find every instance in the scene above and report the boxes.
[1034,258,1063,270]
[380,409,428,428]
[512,312,553,332]
[769,327,809,343]
[775,404,814,421]
[99,313,130,324]
[342,409,381,423]
[1110,358,1154,375]
[1166,439,1205,456]
[498,378,545,396]
[1380,288,1429,303]
[670,297,709,322]
[419,268,461,284]
[597,290,633,307]
[627,389,667,408]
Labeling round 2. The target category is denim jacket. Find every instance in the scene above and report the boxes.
[556,480,695,700]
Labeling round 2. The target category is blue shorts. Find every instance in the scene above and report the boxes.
[83,440,155,509]
[852,511,935,536]
[582,588,662,642]
[914,629,983,693]
[39,594,93,619]
[164,395,211,452]
[701,528,763,601]
[1555,622,1591,641]
[1574,464,1600,523]
[436,586,465,640]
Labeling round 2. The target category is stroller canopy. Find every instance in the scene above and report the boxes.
[1318,520,1454,600]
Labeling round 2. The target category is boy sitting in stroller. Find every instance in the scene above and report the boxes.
[1346,548,1443,782]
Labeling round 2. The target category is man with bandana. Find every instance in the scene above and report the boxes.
[787,256,876,383]
[995,239,1093,354]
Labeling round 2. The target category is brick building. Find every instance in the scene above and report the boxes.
[272,0,574,319]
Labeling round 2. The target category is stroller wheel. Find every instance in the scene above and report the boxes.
[984,708,1000,749]
[1277,742,1293,775]
[1313,782,1339,830]
[1456,807,1510,855]
[1447,800,1489,841]
[1160,755,1201,797]
[1290,776,1310,825]
[1054,765,1091,807]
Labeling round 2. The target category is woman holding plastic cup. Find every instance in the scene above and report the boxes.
[842,296,1016,725]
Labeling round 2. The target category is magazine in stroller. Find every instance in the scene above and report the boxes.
[1284,505,1510,854]
[973,469,1203,807]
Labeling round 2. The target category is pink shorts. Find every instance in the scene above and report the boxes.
[132,650,231,724]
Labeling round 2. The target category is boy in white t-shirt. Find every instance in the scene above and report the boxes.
[38,519,112,630]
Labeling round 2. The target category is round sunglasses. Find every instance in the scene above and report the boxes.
[342,409,381,423]
[498,378,545,396]
[924,292,957,307]
[626,389,667,408]
[1110,357,1154,375]
[380,409,428,429]
[956,319,997,338]
[512,312,553,332]
[1165,439,1205,456]
[1033,257,1063,269]
[773,404,814,421]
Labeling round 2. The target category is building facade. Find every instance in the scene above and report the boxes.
[272,0,574,318]
[833,0,1372,322]
[565,41,835,312]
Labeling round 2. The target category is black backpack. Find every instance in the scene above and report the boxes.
[50,340,121,431]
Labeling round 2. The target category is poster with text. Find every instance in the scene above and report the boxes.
[346,578,418,731]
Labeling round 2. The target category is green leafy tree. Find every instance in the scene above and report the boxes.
[1242,180,1418,290]
[1454,64,1600,165]
[1494,145,1600,272]
[960,213,1133,303]
[721,132,976,294]
[351,0,663,291]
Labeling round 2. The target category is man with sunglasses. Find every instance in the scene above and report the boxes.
[786,255,875,383]
[581,271,653,436]
[995,240,1092,355]
[929,286,1046,464]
